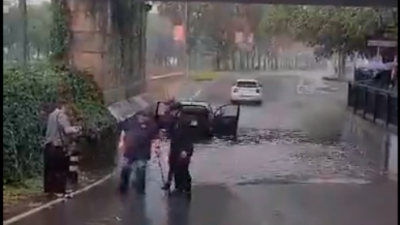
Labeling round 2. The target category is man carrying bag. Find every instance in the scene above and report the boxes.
[44,100,81,198]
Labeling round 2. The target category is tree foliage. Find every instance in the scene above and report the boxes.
[147,13,176,65]
[259,6,398,57]
[3,2,52,61]
[3,64,116,184]
[158,3,237,57]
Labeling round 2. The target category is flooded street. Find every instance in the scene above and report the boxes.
[11,71,397,225]
[188,70,379,186]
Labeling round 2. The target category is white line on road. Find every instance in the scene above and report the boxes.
[188,89,202,100]
[3,173,114,225]
[150,72,183,80]
[300,178,371,184]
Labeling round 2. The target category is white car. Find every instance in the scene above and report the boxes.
[230,79,263,105]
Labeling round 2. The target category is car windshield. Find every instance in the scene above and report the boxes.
[237,81,258,88]
[181,105,209,114]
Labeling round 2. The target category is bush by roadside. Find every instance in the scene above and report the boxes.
[3,63,117,185]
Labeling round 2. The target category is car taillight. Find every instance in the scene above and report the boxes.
[233,88,238,93]
[256,88,260,93]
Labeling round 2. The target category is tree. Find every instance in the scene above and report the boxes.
[3,2,52,62]
[146,13,175,66]
[27,2,52,59]
[158,3,237,70]
[259,6,398,77]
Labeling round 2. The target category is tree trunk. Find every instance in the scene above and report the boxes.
[232,50,236,71]
[216,53,221,71]
[337,51,346,80]
[19,0,28,67]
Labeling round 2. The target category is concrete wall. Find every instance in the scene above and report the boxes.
[67,0,147,105]
[342,112,398,181]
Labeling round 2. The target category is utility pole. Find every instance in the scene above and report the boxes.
[184,2,189,79]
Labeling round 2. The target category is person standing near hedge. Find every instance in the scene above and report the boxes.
[44,99,81,198]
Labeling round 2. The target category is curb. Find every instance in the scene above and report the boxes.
[150,72,183,80]
[3,173,114,225]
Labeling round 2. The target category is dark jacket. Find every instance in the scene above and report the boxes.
[123,119,158,161]
[165,115,194,158]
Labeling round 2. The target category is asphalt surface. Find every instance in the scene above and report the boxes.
[10,70,398,225]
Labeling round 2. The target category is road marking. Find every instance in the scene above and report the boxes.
[150,72,183,80]
[301,178,371,184]
[3,173,114,225]
[296,78,316,95]
[189,89,202,100]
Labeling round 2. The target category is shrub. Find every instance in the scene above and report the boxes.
[3,64,116,184]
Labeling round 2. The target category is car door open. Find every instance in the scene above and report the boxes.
[212,104,240,139]
[154,101,170,127]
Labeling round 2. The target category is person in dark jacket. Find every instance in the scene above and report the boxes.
[171,119,194,196]
[161,103,195,196]
[119,111,159,194]
[161,103,181,191]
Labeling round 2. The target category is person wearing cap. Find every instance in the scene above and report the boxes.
[119,111,159,194]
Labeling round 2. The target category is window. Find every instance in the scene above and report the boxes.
[236,81,258,88]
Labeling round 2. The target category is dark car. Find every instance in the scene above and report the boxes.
[155,100,240,140]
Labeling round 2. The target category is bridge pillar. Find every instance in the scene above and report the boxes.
[66,0,147,104]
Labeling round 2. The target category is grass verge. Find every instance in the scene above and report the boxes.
[190,71,220,81]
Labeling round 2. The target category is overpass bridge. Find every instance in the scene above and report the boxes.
[153,0,397,7]
[63,0,396,104]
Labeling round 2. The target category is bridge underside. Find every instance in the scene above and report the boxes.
[67,0,396,104]
[145,0,397,7]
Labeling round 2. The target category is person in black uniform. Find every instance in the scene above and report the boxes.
[161,103,194,196]
[161,103,181,191]
[172,119,194,196]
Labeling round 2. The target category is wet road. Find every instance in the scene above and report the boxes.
[11,70,397,225]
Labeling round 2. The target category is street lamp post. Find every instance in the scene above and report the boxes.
[184,2,189,79]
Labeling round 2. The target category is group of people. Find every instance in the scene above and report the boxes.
[42,98,195,199]
[119,99,194,197]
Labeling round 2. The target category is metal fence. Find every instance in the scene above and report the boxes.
[347,82,398,129]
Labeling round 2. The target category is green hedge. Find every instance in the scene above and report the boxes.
[3,64,116,184]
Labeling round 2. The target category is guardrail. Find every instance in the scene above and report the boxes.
[347,82,398,129]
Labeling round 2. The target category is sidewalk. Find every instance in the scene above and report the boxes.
[4,72,186,224]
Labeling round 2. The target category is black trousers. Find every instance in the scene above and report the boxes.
[44,144,68,194]
[166,156,178,185]
[173,157,192,192]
